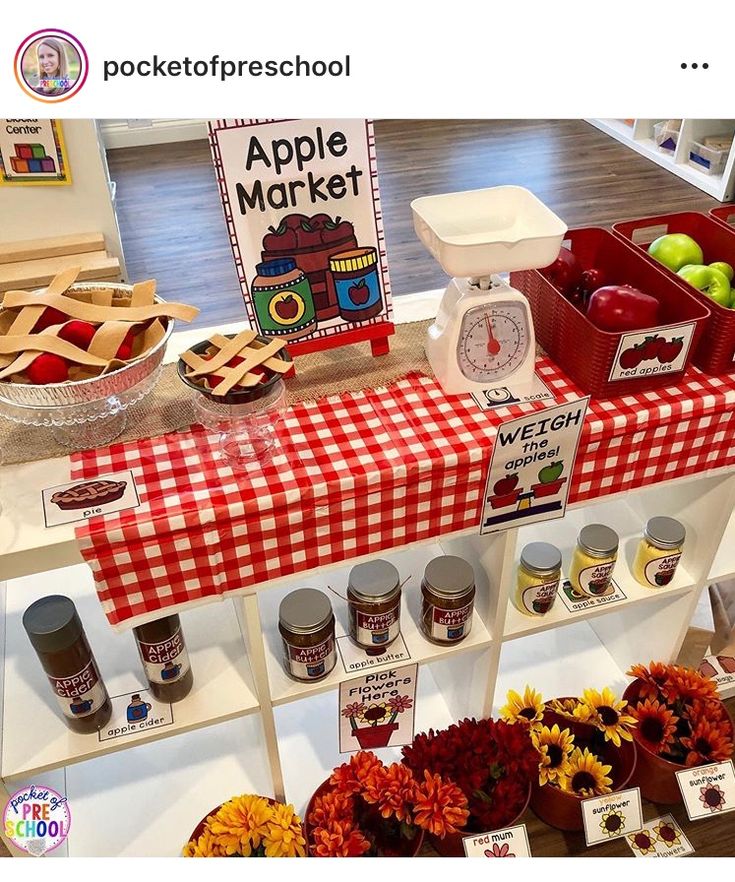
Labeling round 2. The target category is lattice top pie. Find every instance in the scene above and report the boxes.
[50,479,127,510]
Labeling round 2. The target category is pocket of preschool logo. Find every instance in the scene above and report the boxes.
[3,785,71,855]
[15,29,88,102]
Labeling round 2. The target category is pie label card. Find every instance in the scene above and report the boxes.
[581,787,643,846]
[98,689,173,743]
[462,824,532,857]
[471,373,553,412]
[698,654,735,700]
[675,760,735,820]
[559,578,627,613]
[626,815,694,857]
[608,323,696,382]
[42,470,140,527]
[338,663,417,754]
[336,633,411,675]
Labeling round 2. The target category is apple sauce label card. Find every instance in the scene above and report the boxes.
[463,824,532,857]
[627,815,694,857]
[98,689,173,743]
[337,633,411,675]
[471,373,553,412]
[581,787,643,846]
[559,578,626,613]
[42,470,140,527]
[480,398,588,534]
[609,323,696,383]
[676,760,735,820]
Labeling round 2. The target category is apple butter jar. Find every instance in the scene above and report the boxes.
[421,556,476,645]
[347,559,402,649]
[279,589,336,682]
[133,614,193,703]
[23,595,112,734]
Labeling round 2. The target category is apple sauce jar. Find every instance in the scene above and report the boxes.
[278,588,336,682]
[327,247,384,323]
[421,556,476,645]
[569,524,619,597]
[251,258,317,341]
[514,542,563,616]
[347,559,402,649]
[633,517,685,589]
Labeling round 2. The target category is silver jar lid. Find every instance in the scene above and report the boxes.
[279,588,333,635]
[520,542,562,576]
[423,555,475,598]
[348,560,400,602]
[578,524,619,558]
[645,516,685,549]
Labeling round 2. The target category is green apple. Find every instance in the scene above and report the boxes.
[710,261,734,281]
[538,461,564,484]
[648,234,704,272]
[677,264,731,307]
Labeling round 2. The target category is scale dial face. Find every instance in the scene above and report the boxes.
[457,302,531,383]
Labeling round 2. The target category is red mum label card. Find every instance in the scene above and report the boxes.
[462,824,532,857]
[675,760,735,821]
[626,814,694,857]
[581,787,643,846]
[608,323,695,383]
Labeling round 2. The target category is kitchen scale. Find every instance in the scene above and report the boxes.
[411,186,567,396]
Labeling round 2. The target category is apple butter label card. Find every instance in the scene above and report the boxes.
[463,824,532,858]
[338,663,417,754]
[208,118,393,355]
[609,323,696,383]
[559,578,626,613]
[675,760,735,820]
[98,688,173,743]
[699,654,735,700]
[471,373,553,412]
[480,398,588,534]
[336,633,411,675]
[582,787,643,846]
[42,470,140,527]
[626,815,694,857]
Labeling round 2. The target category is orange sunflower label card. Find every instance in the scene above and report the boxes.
[675,759,735,821]
[581,787,643,846]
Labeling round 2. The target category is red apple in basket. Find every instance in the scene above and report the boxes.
[58,320,97,351]
[309,213,333,230]
[283,213,309,231]
[586,285,659,332]
[275,294,300,320]
[541,247,583,296]
[348,279,371,306]
[263,222,298,252]
[295,220,323,249]
[321,217,354,245]
[493,474,519,496]
[577,267,607,300]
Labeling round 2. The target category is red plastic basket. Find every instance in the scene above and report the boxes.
[510,227,710,398]
[709,204,735,231]
[613,212,735,374]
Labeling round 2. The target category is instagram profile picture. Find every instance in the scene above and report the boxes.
[15,29,88,102]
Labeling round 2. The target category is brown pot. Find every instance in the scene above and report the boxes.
[530,702,638,831]
[623,679,735,804]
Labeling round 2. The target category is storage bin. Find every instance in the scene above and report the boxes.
[653,120,680,153]
[709,204,735,231]
[509,227,709,398]
[613,212,735,374]
[689,139,730,176]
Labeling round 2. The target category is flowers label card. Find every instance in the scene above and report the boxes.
[462,824,532,858]
[338,663,417,754]
[336,632,411,675]
[675,759,735,820]
[581,787,643,846]
[626,815,694,857]
[698,654,735,700]
[42,469,140,527]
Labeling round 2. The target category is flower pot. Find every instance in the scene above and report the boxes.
[530,703,637,832]
[531,478,567,498]
[351,722,399,750]
[488,490,521,509]
[305,779,425,857]
[428,781,531,857]
[623,679,735,804]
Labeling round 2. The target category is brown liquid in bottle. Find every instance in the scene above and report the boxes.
[133,614,193,703]
[23,596,112,734]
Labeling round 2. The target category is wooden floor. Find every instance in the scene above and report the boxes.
[107,120,720,331]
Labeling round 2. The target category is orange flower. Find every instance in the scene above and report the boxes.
[412,769,469,838]
[628,661,676,701]
[667,667,720,705]
[308,790,353,828]
[681,718,734,767]
[311,820,371,857]
[630,699,678,755]
[685,698,728,725]
[183,826,228,857]
[362,762,417,822]
[329,750,381,795]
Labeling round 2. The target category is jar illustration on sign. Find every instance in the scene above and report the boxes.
[251,258,317,341]
[127,694,152,722]
[327,247,384,323]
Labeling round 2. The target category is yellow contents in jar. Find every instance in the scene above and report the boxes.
[569,524,619,597]
[514,542,562,617]
[632,517,685,589]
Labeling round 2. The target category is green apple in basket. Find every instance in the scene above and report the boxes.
[648,234,703,272]
[710,261,734,282]
[677,264,731,308]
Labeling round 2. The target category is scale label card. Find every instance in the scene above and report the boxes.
[480,398,588,534]
[42,470,140,527]
[462,824,531,857]
[676,760,735,820]
[581,787,643,846]
[609,322,695,382]
[626,815,694,857]
[471,372,553,412]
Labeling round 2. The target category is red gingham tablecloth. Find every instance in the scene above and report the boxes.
[71,358,735,628]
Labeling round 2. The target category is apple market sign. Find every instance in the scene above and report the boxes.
[480,398,588,533]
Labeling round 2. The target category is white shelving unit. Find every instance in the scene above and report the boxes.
[587,119,735,202]
[2,292,735,856]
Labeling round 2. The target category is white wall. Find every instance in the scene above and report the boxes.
[101,119,208,149]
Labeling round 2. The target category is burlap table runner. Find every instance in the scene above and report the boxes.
[0,321,432,465]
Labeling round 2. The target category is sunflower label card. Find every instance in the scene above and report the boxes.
[338,663,417,754]
[626,815,694,857]
[675,759,735,820]
[462,824,532,858]
[581,787,643,846]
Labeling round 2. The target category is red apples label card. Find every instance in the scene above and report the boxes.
[581,787,643,846]
[338,663,417,754]
[42,470,140,527]
[480,398,588,533]
[609,322,696,382]
[675,760,735,820]
[626,815,694,857]
[462,824,532,858]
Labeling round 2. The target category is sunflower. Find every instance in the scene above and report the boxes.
[629,698,678,755]
[628,829,656,855]
[653,820,681,847]
[562,748,613,797]
[599,809,626,837]
[681,718,734,766]
[532,724,575,786]
[667,666,720,705]
[576,687,636,746]
[500,686,545,726]
[358,703,390,725]
[628,661,676,701]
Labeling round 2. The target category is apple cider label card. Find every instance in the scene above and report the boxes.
[676,760,735,820]
[42,470,140,527]
[609,322,696,383]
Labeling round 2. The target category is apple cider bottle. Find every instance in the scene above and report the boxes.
[133,614,193,703]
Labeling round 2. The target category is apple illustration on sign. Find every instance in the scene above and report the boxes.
[349,279,371,306]
[538,462,564,484]
[493,474,519,496]
[656,337,683,364]
[275,294,300,320]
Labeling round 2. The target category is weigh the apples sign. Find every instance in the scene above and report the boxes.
[208,119,393,355]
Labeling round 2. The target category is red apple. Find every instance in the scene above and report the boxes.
[33,307,67,332]
[578,267,607,298]
[115,328,137,360]
[295,220,322,249]
[275,294,300,320]
[282,213,309,231]
[26,352,69,384]
[657,338,684,364]
[348,280,371,306]
[309,213,333,230]
[262,222,298,252]
[321,217,355,245]
[541,247,583,296]
[586,285,660,332]
[493,474,519,495]
[58,320,97,351]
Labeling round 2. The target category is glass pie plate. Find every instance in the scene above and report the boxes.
[0,283,173,451]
